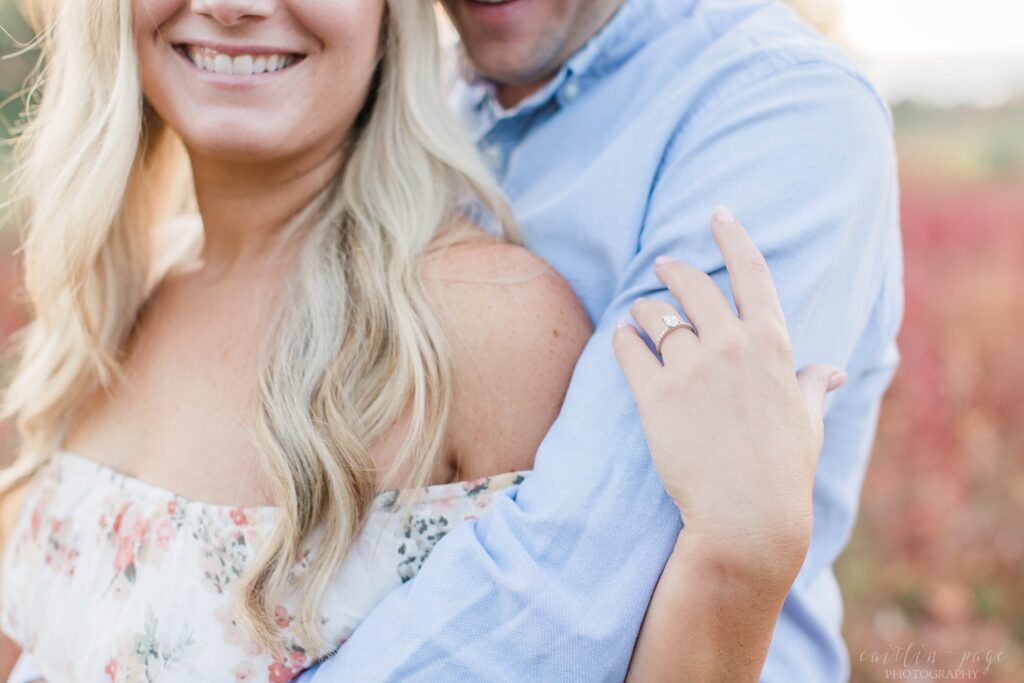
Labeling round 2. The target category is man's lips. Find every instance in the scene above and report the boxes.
[461,0,530,22]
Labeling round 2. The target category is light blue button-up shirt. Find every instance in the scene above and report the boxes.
[298,1,903,681]
[10,1,902,681]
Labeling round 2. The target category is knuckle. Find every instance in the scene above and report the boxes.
[630,299,654,324]
[744,256,771,276]
[752,320,791,357]
[771,339,794,364]
[764,329,793,362]
[665,264,713,291]
[765,325,794,362]
[713,328,747,360]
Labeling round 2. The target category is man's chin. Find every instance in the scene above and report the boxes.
[464,43,553,87]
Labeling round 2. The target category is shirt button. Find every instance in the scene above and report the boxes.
[562,81,581,102]
[483,144,503,166]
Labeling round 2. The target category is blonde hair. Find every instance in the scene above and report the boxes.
[1,0,519,653]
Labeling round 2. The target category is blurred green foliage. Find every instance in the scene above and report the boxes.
[1,1,36,136]
[894,100,1024,182]
[1,0,37,213]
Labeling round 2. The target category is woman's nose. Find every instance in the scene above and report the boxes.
[190,0,274,27]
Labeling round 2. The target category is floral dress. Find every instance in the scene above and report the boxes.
[0,450,530,682]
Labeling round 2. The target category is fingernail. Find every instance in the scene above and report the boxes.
[713,204,736,223]
[634,296,646,305]
[654,255,675,266]
[616,319,629,329]
[827,371,848,392]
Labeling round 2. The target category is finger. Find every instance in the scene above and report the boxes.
[796,364,846,430]
[710,205,787,327]
[629,296,699,358]
[612,320,664,397]
[651,257,737,338]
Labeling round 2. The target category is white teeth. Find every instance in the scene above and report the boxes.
[233,55,254,75]
[213,54,232,75]
[184,46,298,76]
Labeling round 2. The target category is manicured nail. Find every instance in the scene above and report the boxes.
[634,296,646,305]
[827,371,848,392]
[654,255,675,266]
[713,204,736,223]
[616,319,629,329]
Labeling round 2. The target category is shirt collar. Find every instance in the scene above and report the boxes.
[453,0,698,135]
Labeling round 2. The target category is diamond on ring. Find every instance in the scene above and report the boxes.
[655,314,697,355]
[663,314,684,327]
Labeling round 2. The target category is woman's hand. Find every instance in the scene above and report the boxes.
[613,206,846,682]
[613,205,844,579]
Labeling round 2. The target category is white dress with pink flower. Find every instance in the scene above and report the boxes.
[0,450,530,682]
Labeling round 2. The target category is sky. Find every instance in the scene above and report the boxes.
[834,0,1024,106]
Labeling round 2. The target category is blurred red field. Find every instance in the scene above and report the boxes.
[840,173,1024,682]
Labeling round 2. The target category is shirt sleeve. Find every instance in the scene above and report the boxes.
[300,58,900,683]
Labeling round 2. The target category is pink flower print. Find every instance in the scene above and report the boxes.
[50,519,61,534]
[274,605,290,629]
[114,536,135,573]
[98,513,108,528]
[215,605,245,646]
[167,500,178,516]
[230,508,248,526]
[111,503,130,534]
[268,658,296,683]
[30,508,40,537]
[234,662,256,681]
[104,658,118,682]
[155,519,175,551]
[289,650,308,670]
[267,650,308,682]
[131,515,150,543]
[245,638,264,658]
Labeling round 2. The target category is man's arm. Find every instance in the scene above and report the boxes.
[303,59,899,682]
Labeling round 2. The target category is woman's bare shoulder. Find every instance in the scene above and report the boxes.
[419,221,594,479]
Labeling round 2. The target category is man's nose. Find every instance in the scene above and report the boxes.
[190,0,274,27]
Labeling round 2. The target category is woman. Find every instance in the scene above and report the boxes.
[0,0,841,681]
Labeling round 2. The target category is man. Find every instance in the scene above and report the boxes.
[307,0,904,679]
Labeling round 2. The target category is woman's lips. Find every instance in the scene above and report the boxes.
[172,43,305,88]
[177,45,301,76]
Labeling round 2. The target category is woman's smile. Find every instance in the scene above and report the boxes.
[134,0,384,161]
[172,41,306,87]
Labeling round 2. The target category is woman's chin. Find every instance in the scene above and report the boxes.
[182,132,303,166]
